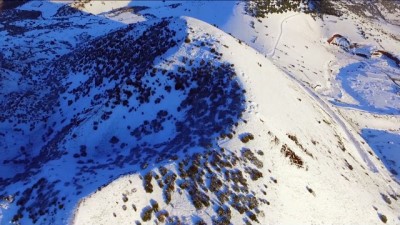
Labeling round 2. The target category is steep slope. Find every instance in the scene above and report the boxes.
[231,3,400,180]
[62,0,400,184]
[72,16,400,225]
[0,12,246,224]
[0,1,400,225]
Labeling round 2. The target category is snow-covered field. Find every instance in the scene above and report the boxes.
[0,0,399,224]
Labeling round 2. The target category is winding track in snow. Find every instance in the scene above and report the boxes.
[267,12,299,57]
[264,12,380,174]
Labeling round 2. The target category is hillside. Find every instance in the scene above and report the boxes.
[0,1,399,225]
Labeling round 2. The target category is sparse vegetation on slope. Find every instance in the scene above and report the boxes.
[246,0,341,18]
[0,16,247,224]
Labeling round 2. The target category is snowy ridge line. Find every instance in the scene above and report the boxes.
[1,1,400,224]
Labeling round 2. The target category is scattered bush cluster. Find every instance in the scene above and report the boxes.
[213,205,232,225]
[0,13,249,224]
[287,134,313,158]
[11,177,66,224]
[242,148,263,168]
[163,172,177,204]
[141,206,153,222]
[133,142,267,223]
[246,0,341,18]
[281,144,304,168]
[156,210,169,223]
[245,167,263,181]
[143,172,154,193]
[240,133,255,143]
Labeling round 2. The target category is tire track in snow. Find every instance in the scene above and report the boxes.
[267,12,299,57]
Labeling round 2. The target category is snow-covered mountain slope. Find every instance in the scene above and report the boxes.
[73,16,400,225]
[229,4,400,182]
[0,1,399,225]
[56,0,400,188]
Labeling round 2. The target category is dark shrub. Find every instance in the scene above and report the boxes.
[141,206,153,222]
[156,210,169,222]
[378,213,387,223]
[240,133,254,143]
[143,172,153,193]
[109,136,119,144]
[281,144,303,168]
[151,200,159,212]
[209,175,223,192]
[242,148,263,168]
[245,167,263,181]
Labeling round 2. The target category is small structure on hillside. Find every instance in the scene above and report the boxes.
[327,34,351,51]
[372,50,400,67]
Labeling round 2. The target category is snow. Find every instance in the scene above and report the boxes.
[362,129,400,179]
[218,2,400,179]
[1,1,400,225]
[73,14,400,225]
[18,0,69,18]
[335,60,400,113]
